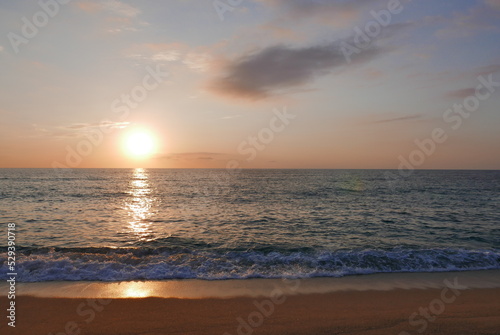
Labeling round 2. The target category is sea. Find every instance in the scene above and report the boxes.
[0,168,499,282]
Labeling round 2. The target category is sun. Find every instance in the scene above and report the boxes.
[124,131,156,158]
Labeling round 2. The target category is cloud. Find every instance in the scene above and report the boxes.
[151,50,182,62]
[257,0,387,27]
[142,43,187,52]
[444,66,500,98]
[221,115,243,120]
[104,0,140,17]
[125,44,215,73]
[446,88,476,99]
[0,45,4,52]
[485,0,500,10]
[259,23,304,41]
[474,63,500,76]
[63,121,129,130]
[156,152,227,161]
[76,1,102,13]
[126,43,186,63]
[369,114,422,124]
[435,3,500,38]
[363,68,384,79]
[183,53,213,73]
[207,40,385,100]
[32,122,129,139]
[404,62,500,92]
[77,0,144,33]
[77,0,140,17]
[78,0,141,17]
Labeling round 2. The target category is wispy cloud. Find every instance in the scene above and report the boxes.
[125,43,185,63]
[403,62,500,92]
[77,0,145,33]
[474,63,500,76]
[369,114,423,124]
[101,0,140,17]
[485,0,500,10]
[125,43,217,75]
[63,121,129,130]
[183,53,213,73]
[78,0,140,17]
[32,122,129,139]
[156,152,228,161]
[446,88,476,99]
[220,115,242,120]
[435,2,500,38]
[151,50,182,62]
[257,0,387,27]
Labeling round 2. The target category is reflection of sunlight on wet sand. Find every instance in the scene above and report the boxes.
[122,282,152,298]
[7,271,500,299]
[126,168,156,242]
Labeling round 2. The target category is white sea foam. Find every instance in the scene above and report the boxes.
[1,247,499,282]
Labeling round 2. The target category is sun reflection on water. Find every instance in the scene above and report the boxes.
[125,168,156,242]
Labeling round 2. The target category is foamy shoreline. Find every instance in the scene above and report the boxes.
[2,269,499,299]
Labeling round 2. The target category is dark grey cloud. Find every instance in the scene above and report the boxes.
[209,41,384,100]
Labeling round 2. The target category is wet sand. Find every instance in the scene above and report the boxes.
[1,287,499,335]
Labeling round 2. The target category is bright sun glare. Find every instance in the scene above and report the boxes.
[125,131,156,158]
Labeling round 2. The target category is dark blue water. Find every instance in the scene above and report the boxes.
[1,168,499,282]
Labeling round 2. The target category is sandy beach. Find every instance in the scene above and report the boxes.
[2,273,499,335]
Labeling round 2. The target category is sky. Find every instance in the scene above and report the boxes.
[0,0,499,169]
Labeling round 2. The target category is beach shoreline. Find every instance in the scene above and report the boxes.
[1,269,499,299]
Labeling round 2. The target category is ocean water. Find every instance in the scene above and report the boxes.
[0,168,499,282]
